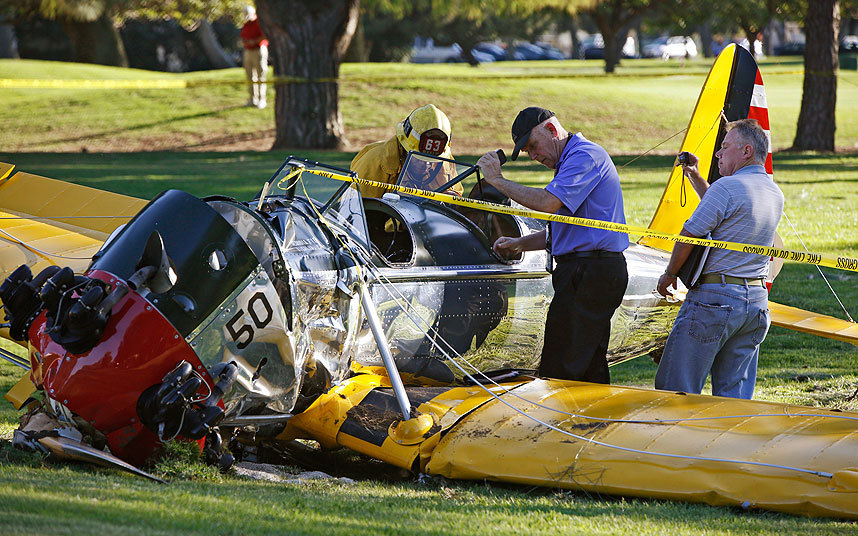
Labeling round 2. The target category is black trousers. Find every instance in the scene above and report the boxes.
[539,255,628,383]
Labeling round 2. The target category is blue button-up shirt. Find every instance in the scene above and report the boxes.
[545,133,628,254]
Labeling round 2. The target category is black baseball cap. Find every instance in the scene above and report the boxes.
[511,107,555,161]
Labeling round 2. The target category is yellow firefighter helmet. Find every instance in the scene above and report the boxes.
[395,104,452,158]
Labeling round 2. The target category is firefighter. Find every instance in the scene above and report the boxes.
[351,104,462,198]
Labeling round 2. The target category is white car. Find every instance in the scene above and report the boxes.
[643,36,697,60]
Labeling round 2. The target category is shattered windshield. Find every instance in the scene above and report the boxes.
[266,156,348,203]
[396,152,481,198]
[263,156,370,251]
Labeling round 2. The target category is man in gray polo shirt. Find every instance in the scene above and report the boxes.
[655,119,784,399]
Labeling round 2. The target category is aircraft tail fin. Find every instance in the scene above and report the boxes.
[637,49,858,344]
[640,44,773,252]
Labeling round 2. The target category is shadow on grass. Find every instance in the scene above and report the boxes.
[175,128,278,150]
[26,105,251,148]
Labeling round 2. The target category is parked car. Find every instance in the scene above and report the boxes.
[535,42,565,60]
[513,42,564,61]
[579,34,638,60]
[579,34,604,59]
[773,41,803,56]
[642,36,697,59]
[462,49,496,64]
[842,35,858,53]
[410,39,496,64]
[410,41,463,63]
[773,41,804,56]
[472,42,508,61]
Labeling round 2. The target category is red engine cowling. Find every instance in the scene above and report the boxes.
[28,270,210,467]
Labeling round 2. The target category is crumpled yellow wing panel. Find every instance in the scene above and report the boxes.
[769,300,858,345]
[0,162,146,342]
[426,379,858,519]
[286,373,858,519]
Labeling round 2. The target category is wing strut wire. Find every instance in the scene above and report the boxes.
[0,228,94,260]
[782,211,855,322]
[617,128,686,170]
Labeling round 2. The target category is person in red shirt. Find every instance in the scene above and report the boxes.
[240,5,268,109]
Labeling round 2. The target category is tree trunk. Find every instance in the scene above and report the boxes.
[568,15,581,59]
[593,18,619,74]
[588,3,667,73]
[791,0,839,152]
[193,19,236,69]
[343,14,368,63]
[256,0,359,150]
[61,12,128,67]
[699,22,713,58]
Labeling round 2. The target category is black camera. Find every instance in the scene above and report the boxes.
[677,152,690,166]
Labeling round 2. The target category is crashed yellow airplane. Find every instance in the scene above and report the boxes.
[2,44,858,519]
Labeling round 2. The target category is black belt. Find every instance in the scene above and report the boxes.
[554,250,625,261]
[696,274,766,287]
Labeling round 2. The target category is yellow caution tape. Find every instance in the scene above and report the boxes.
[300,168,858,273]
[0,70,813,90]
[0,79,188,89]
[0,76,338,90]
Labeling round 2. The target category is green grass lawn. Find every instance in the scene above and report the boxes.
[2,56,858,153]
[2,58,858,533]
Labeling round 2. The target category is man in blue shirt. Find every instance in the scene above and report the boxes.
[655,119,784,398]
[478,107,628,383]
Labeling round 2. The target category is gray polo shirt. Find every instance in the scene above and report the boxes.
[684,164,784,279]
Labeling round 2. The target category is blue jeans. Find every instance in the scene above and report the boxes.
[655,283,770,399]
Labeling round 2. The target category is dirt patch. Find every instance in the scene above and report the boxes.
[256,440,413,481]
[346,404,403,431]
[568,421,610,434]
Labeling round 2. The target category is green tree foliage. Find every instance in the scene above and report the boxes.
[3,0,249,67]
[647,0,846,152]
[639,1,771,59]
[123,0,248,28]
[580,0,669,73]
[8,0,129,65]
[712,2,773,43]
[261,0,591,149]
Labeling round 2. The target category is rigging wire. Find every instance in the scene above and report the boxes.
[0,216,126,220]
[368,258,858,422]
[615,105,853,323]
[781,211,855,322]
[0,228,95,260]
[617,128,686,170]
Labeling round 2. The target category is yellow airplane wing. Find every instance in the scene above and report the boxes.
[0,162,147,344]
[284,373,858,519]
[769,302,858,344]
